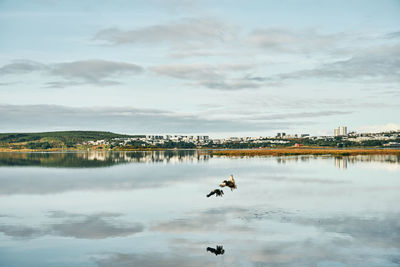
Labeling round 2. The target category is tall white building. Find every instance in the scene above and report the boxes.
[334,126,348,136]
[339,126,347,136]
[334,128,340,136]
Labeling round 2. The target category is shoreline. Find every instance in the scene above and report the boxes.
[211,148,400,156]
[0,147,400,156]
[0,148,201,153]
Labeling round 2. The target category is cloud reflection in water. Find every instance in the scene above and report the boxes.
[0,152,399,266]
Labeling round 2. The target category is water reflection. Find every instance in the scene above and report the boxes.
[334,157,348,169]
[1,151,399,169]
[0,150,210,168]
[0,211,143,240]
[206,245,225,256]
[275,154,400,169]
[0,152,399,266]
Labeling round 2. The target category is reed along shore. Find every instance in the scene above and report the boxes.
[211,148,400,156]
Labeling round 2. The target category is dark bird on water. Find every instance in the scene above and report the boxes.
[207,245,225,255]
[207,189,224,197]
[220,175,237,191]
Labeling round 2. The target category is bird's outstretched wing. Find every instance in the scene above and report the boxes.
[207,247,217,253]
[207,191,215,197]
[229,175,235,184]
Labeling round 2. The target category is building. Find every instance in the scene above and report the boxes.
[339,126,347,136]
[334,126,347,136]
[276,132,286,138]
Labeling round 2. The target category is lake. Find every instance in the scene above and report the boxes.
[0,151,399,266]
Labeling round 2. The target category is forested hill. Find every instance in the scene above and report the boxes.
[0,131,144,148]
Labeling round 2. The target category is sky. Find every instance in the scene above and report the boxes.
[0,0,399,137]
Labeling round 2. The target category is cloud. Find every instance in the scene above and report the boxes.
[93,17,237,48]
[276,44,400,82]
[151,64,226,81]
[151,63,262,90]
[152,207,250,233]
[386,30,400,39]
[242,208,400,249]
[266,212,400,249]
[247,28,346,53]
[0,211,143,240]
[0,104,293,133]
[95,252,214,267]
[0,59,143,87]
[236,95,399,111]
[48,211,144,239]
[0,60,48,74]
[0,225,41,239]
[50,60,143,85]
[95,208,400,266]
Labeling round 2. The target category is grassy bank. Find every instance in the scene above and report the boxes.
[211,148,400,156]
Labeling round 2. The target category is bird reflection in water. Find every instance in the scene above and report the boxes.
[207,189,224,197]
[207,245,225,256]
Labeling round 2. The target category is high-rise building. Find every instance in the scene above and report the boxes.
[334,128,340,136]
[339,126,347,136]
[334,126,348,136]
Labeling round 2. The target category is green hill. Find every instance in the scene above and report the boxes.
[0,131,144,149]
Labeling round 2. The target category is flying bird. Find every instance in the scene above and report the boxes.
[207,245,225,255]
[207,189,224,197]
[220,175,237,191]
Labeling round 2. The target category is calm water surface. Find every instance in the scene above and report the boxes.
[0,151,399,266]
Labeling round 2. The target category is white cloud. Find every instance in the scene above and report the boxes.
[93,17,237,48]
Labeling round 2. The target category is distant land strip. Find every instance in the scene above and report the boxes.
[211,148,400,156]
[1,131,400,153]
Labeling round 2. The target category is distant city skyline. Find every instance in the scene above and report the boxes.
[0,0,399,137]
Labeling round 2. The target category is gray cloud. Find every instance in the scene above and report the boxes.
[247,28,346,53]
[50,60,143,85]
[93,17,236,47]
[48,211,143,239]
[95,252,214,267]
[198,80,262,90]
[386,30,400,39]
[0,60,48,74]
[95,208,400,266]
[277,44,400,82]
[152,207,250,233]
[301,215,400,248]
[151,63,263,90]
[0,225,41,239]
[0,104,294,133]
[248,210,400,249]
[0,59,143,87]
[0,211,143,240]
